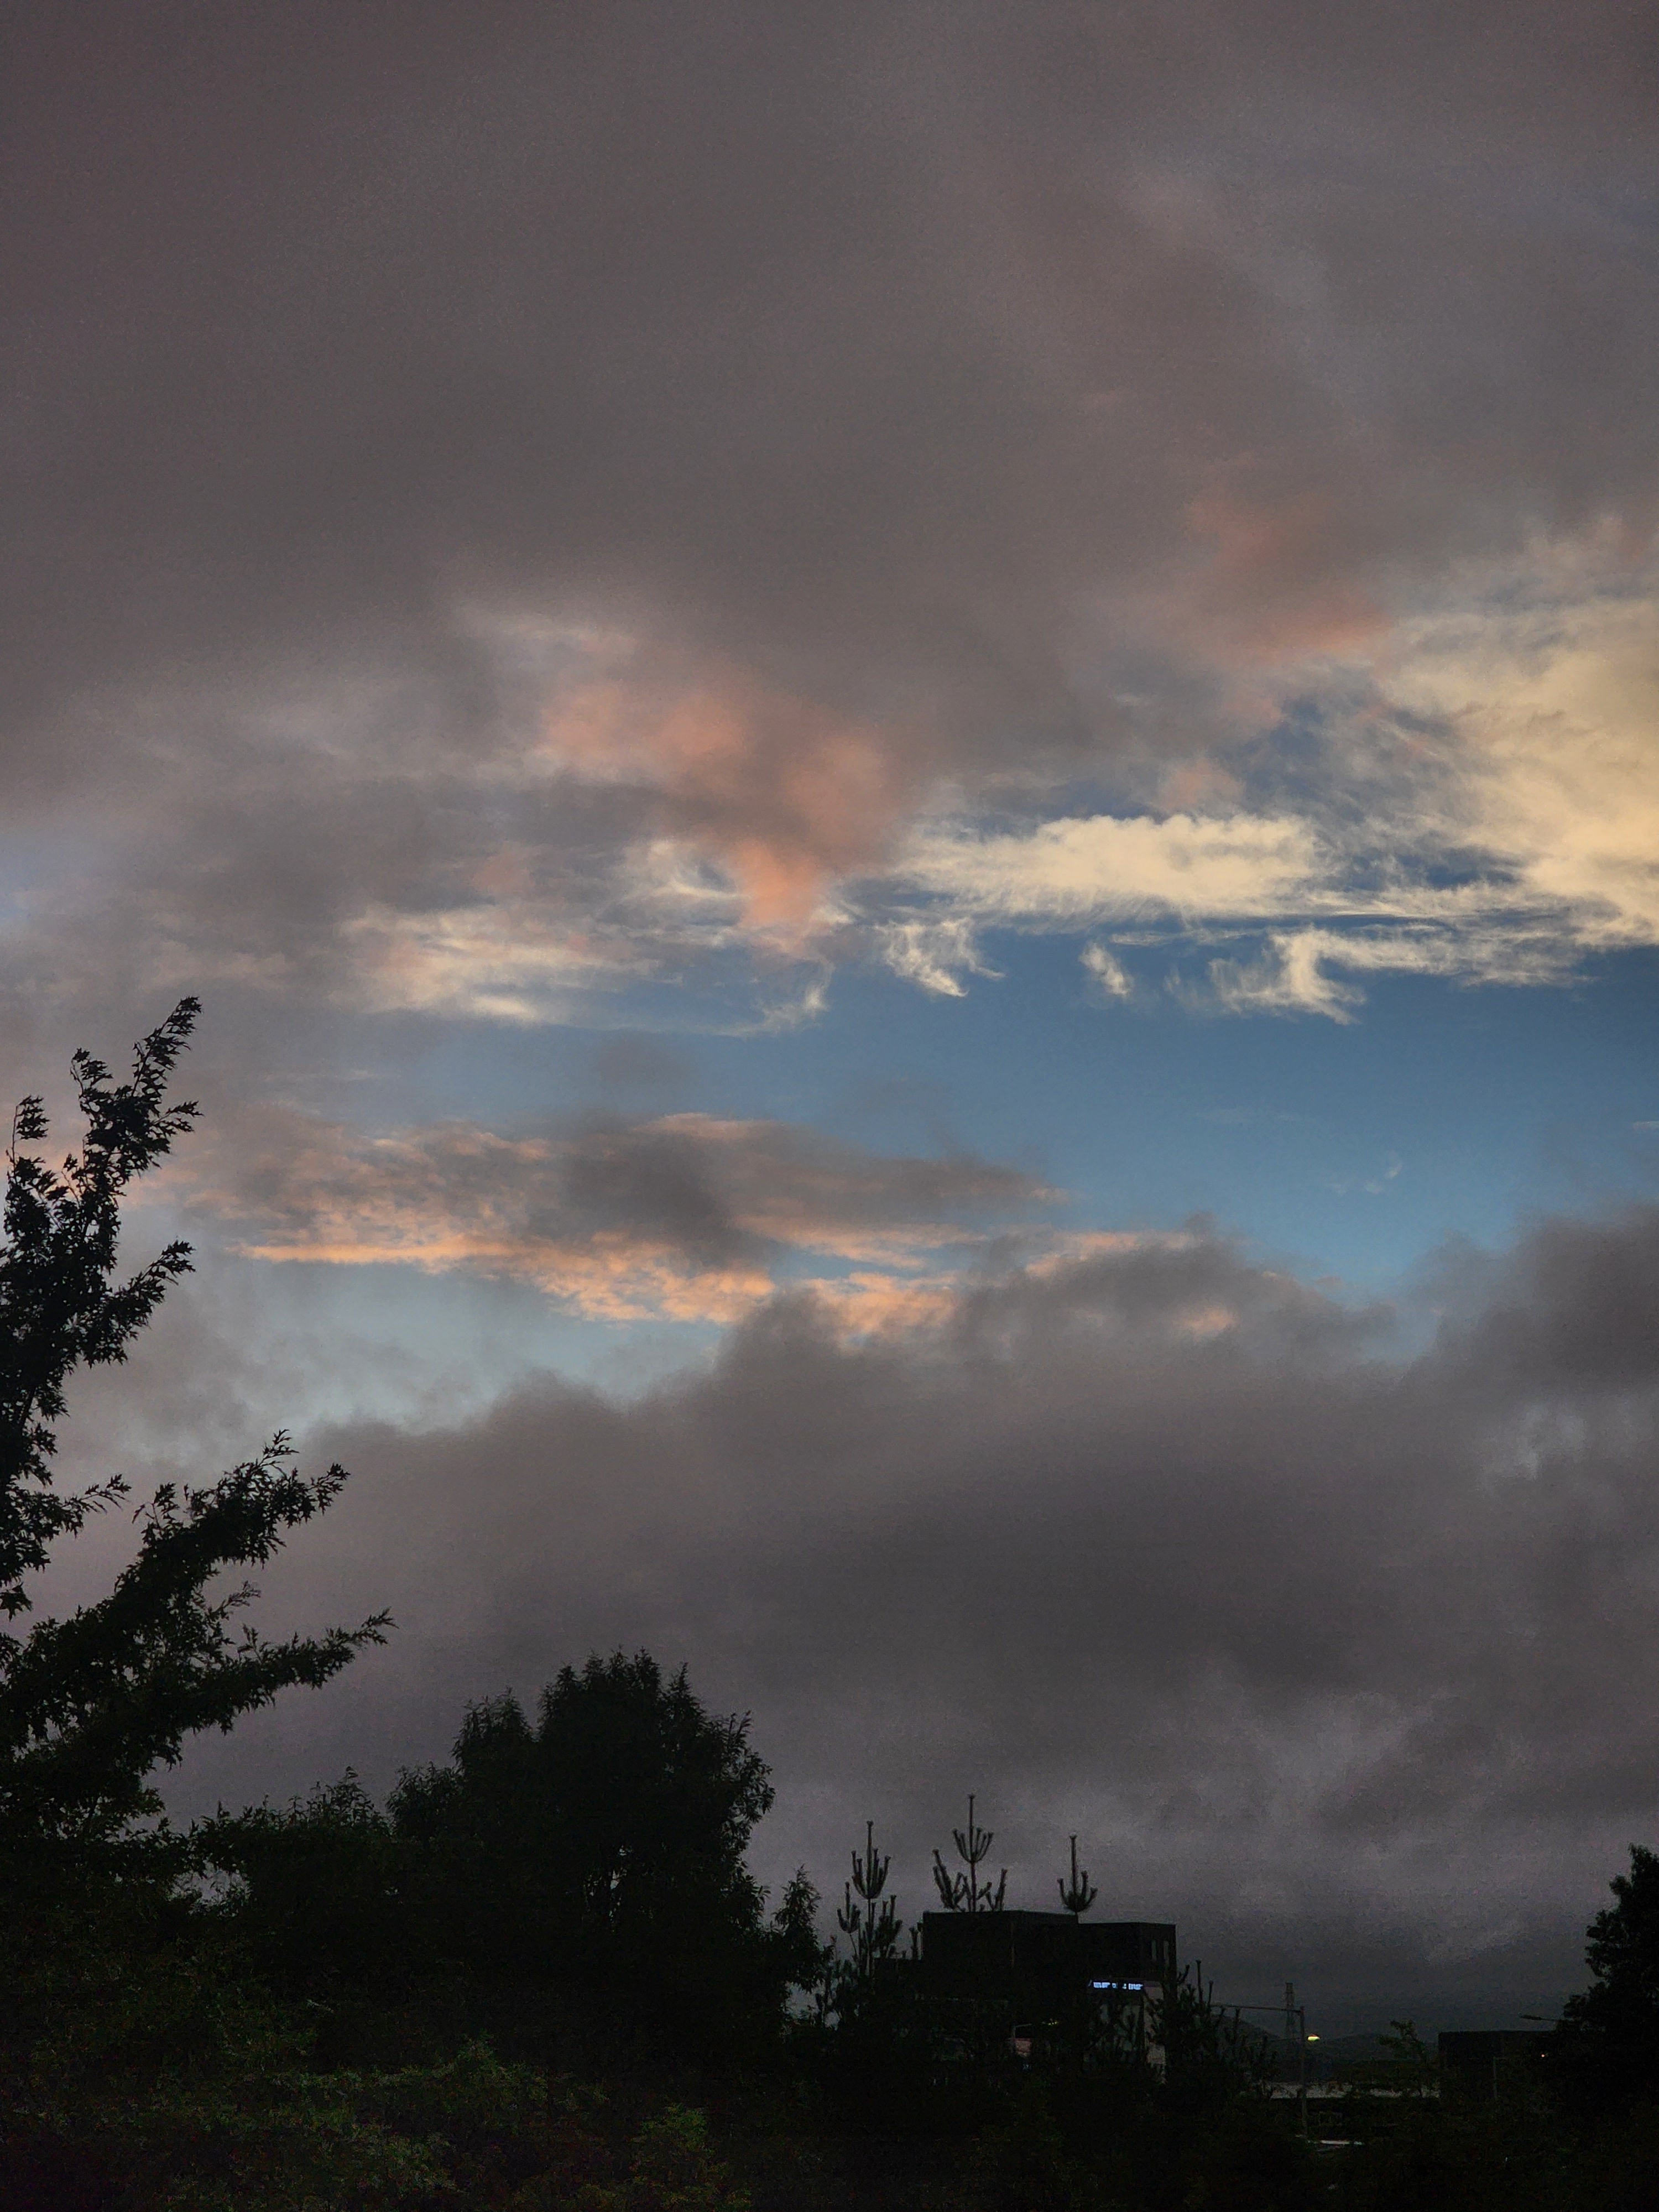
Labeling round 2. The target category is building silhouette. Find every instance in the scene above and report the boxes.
[915,1910,1176,2056]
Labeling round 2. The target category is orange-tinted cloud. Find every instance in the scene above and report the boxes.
[541,659,916,933]
[177,1103,1057,1327]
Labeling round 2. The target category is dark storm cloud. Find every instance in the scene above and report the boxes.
[151,1201,1659,2013]
[1434,1207,1659,1394]
[4,3,1655,916]
[0,3,1650,1066]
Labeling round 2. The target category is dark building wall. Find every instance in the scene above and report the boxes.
[919,1913,1176,2017]
[1077,1921,1177,1986]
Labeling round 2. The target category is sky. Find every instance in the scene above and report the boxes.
[7,1,1659,2033]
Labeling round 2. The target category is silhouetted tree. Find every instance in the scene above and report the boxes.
[837,1819,904,1992]
[1,1000,200,1608]
[197,1773,416,2015]
[1556,1843,1659,2112]
[389,1650,810,2059]
[1057,1833,1098,1919]
[0,1003,385,1885]
[932,1793,1006,1913]
[1151,1965,1278,2116]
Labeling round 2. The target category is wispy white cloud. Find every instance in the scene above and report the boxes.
[1176,920,1583,1021]
[1081,942,1134,1000]
[852,548,1659,1019]
[896,809,1323,926]
[1191,932,1366,1021]
[342,902,643,1024]
[1385,556,1659,950]
[875,917,1001,997]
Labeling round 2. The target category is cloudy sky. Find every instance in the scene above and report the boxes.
[10,1,1659,2029]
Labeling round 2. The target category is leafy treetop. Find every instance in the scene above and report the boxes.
[1,998,201,1610]
[0,1002,386,1875]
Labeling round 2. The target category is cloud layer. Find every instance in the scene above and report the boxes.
[3,3,1655,1041]
[176,1101,1060,1322]
[8,2,1659,2036]
[123,1200,1659,2021]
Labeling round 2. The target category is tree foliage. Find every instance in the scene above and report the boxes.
[0,998,200,1609]
[932,1793,1006,1914]
[197,1772,416,2010]
[202,1650,825,2069]
[387,1650,808,2054]
[1555,1844,1659,2112]
[0,1002,385,1880]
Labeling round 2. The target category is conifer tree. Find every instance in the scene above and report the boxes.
[837,1819,902,1983]
[932,1793,1006,1913]
[1057,1833,1098,1918]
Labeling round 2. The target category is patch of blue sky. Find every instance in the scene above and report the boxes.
[201,930,1659,1319]
[678,935,1659,1296]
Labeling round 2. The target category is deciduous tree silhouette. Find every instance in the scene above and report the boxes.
[0,1003,385,1880]
[389,1650,810,2057]
[1556,1843,1659,2111]
[1,1000,200,1608]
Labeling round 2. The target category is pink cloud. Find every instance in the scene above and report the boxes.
[1185,486,1390,664]
[172,1102,1057,1327]
[541,659,919,933]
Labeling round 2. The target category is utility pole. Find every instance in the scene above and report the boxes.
[1230,1992,1314,2132]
